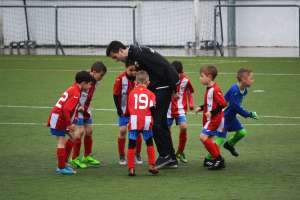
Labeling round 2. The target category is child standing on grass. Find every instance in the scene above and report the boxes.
[47,71,92,175]
[196,65,227,170]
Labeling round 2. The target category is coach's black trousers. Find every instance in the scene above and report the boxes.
[152,87,176,159]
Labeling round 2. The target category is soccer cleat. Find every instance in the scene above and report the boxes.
[208,156,225,170]
[176,152,188,163]
[148,165,159,175]
[163,159,179,169]
[119,155,127,166]
[135,154,143,165]
[128,168,136,176]
[71,158,88,169]
[56,167,76,175]
[224,142,239,157]
[203,157,214,168]
[155,155,173,169]
[82,155,100,166]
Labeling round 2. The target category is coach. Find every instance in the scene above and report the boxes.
[106,41,179,168]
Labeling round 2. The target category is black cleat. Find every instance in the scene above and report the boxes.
[224,142,239,157]
[128,168,136,176]
[203,157,214,168]
[163,159,178,169]
[208,156,225,170]
[155,155,173,169]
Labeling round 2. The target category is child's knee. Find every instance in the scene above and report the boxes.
[238,129,247,137]
[200,134,208,142]
[145,137,154,146]
[128,139,137,149]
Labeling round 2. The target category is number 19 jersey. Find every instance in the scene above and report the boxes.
[127,85,156,131]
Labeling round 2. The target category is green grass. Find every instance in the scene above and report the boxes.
[0,55,300,200]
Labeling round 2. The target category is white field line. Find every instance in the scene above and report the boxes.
[1,104,300,120]
[0,122,300,127]
[0,68,300,76]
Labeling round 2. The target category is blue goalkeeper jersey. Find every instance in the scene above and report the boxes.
[224,83,251,119]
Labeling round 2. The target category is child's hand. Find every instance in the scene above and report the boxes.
[205,111,211,118]
[172,92,180,100]
[78,106,84,113]
[195,106,203,113]
[250,111,258,120]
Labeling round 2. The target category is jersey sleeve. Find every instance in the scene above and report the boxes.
[227,89,251,118]
[149,92,156,108]
[187,79,194,93]
[113,77,122,96]
[214,88,227,108]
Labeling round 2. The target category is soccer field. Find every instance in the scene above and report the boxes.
[0,55,299,200]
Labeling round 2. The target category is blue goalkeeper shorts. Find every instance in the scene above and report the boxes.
[224,117,244,136]
[128,130,153,141]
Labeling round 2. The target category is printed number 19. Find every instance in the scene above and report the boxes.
[134,93,148,110]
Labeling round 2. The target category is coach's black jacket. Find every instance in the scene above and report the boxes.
[127,45,179,92]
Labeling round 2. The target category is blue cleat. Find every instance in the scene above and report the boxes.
[56,167,77,175]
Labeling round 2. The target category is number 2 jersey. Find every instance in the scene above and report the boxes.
[127,85,156,131]
[47,83,81,131]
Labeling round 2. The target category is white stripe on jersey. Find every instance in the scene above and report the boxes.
[217,117,225,132]
[130,115,137,130]
[177,78,189,116]
[144,116,152,130]
[50,113,59,128]
[167,102,172,118]
[121,76,129,114]
[206,87,214,122]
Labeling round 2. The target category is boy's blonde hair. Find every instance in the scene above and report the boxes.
[136,70,149,84]
[200,65,218,80]
[237,68,252,82]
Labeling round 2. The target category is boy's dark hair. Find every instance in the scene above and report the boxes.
[125,59,135,68]
[171,61,183,73]
[106,40,126,56]
[75,70,92,84]
[200,65,218,80]
[136,70,149,84]
[91,61,107,74]
[237,68,252,82]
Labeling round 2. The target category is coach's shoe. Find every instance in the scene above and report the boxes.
[155,155,172,169]
[71,158,88,169]
[82,155,100,166]
[128,168,136,177]
[135,154,143,165]
[176,152,188,163]
[224,142,239,157]
[56,167,76,175]
[148,165,159,175]
[208,156,225,170]
[203,157,214,168]
[119,155,127,166]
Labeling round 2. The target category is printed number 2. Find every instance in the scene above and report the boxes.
[134,93,148,110]
[55,92,68,108]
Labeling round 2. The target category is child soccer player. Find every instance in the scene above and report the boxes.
[222,68,257,157]
[113,60,143,165]
[69,61,107,169]
[127,70,158,176]
[196,65,227,170]
[47,70,92,175]
[167,61,194,163]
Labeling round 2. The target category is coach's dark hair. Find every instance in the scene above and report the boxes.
[106,40,126,56]
[171,60,183,73]
[75,70,92,84]
[200,65,218,80]
[91,61,107,74]
[237,68,252,82]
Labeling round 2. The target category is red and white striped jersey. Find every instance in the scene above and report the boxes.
[113,72,135,115]
[167,74,194,118]
[128,85,156,131]
[47,83,81,130]
[78,82,97,119]
[202,83,227,130]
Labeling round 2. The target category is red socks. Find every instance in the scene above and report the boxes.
[57,148,66,169]
[127,148,135,169]
[65,139,73,162]
[72,138,81,160]
[178,130,187,153]
[203,139,220,159]
[84,135,92,157]
[136,134,142,155]
[147,145,156,166]
[118,137,126,156]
